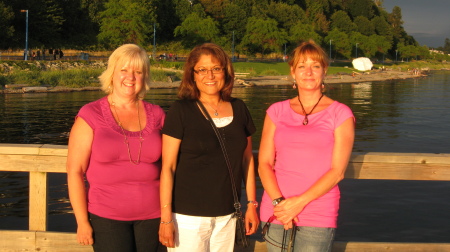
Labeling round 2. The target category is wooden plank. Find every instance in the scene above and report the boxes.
[29,171,48,231]
[0,143,43,155]
[0,154,67,172]
[36,231,94,252]
[345,162,450,180]
[39,144,68,156]
[0,230,35,251]
[332,241,450,252]
[351,152,450,165]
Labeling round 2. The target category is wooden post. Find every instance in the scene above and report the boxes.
[29,171,48,231]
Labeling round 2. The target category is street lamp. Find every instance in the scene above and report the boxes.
[395,50,398,62]
[355,43,359,58]
[329,40,332,61]
[232,31,235,62]
[153,23,156,59]
[20,10,29,61]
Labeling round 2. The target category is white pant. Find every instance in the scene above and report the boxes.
[168,213,236,252]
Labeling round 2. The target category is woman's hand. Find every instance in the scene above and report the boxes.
[245,204,260,235]
[273,197,303,229]
[76,221,94,245]
[159,222,175,248]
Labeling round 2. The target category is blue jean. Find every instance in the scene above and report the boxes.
[261,222,335,252]
[89,213,165,252]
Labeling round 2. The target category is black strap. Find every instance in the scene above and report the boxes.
[196,101,241,212]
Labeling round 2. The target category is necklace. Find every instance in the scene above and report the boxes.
[297,93,324,126]
[201,99,222,116]
[110,98,144,165]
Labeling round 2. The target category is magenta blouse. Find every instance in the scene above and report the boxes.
[77,96,165,221]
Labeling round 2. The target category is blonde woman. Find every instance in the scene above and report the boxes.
[67,44,165,251]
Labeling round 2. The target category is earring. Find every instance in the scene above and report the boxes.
[292,79,297,89]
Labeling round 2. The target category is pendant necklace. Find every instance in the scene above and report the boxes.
[202,99,222,116]
[111,98,144,165]
[297,93,324,126]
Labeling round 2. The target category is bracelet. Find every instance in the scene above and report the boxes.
[160,220,174,225]
[161,203,171,208]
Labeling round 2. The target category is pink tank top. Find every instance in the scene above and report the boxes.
[260,100,354,228]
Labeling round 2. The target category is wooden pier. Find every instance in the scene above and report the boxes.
[1,143,450,251]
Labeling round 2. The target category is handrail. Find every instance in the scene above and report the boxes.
[1,144,450,251]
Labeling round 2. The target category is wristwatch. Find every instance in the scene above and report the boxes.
[272,197,285,206]
[247,200,259,208]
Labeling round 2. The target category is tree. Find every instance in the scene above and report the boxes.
[371,15,393,44]
[98,0,156,49]
[266,2,307,29]
[0,1,15,48]
[443,38,450,54]
[354,16,374,36]
[289,23,322,45]
[174,12,221,48]
[222,3,247,42]
[388,6,404,41]
[325,29,352,59]
[345,0,375,19]
[330,10,357,34]
[240,17,288,56]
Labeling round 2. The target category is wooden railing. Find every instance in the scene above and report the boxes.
[1,143,450,252]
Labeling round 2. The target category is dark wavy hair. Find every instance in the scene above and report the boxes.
[178,43,234,101]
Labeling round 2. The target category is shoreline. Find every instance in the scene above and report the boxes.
[0,69,435,93]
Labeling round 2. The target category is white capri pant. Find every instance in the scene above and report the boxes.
[168,213,236,252]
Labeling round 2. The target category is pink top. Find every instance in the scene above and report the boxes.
[260,100,354,228]
[77,96,165,221]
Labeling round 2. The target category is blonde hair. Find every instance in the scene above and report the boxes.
[289,40,329,71]
[99,44,150,98]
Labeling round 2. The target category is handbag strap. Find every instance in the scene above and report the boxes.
[196,101,241,212]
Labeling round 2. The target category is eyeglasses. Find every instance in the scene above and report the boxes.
[261,215,297,252]
[193,67,224,75]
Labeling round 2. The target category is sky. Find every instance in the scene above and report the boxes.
[383,0,450,48]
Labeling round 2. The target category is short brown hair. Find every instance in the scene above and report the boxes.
[178,43,234,101]
[289,40,329,71]
[99,44,150,99]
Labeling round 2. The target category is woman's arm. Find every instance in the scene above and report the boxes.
[159,134,181,248]
[274,117,355,228]
[258,114,284,202]
[66,117,94,245]
[242,136,259,235]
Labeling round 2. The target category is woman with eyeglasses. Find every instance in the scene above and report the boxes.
[159,43,259,251]
[258,40,355,252]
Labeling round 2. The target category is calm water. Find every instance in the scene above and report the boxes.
[1,71,450,242]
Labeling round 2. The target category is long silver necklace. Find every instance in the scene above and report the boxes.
[111,98,143,165]
[201,99,222,116]
[297,93,324,126]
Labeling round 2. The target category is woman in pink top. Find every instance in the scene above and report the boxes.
[258,40,355,252]
[67,44,165,252]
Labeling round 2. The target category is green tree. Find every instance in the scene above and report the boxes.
[371,15,393,44]
[98,0,156,49]
[305,0,329,33]
[174,12,220,48]
[266,2,307,29]
[370,34,391,57]
[330,10,356,34]
[240,17,288,56]
[345,0,375,19]
[0,1,15,48]
[443,38,450,53]
[388,6,404,42]
[349,32,377,58]
[325,28,352,59]
[222,3,247,42]
[354,16,374,36]
[61,0,98,48]
[289,23,322,45]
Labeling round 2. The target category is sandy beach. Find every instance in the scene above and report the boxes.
[1,69,427,93]
[151,69,425,88]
